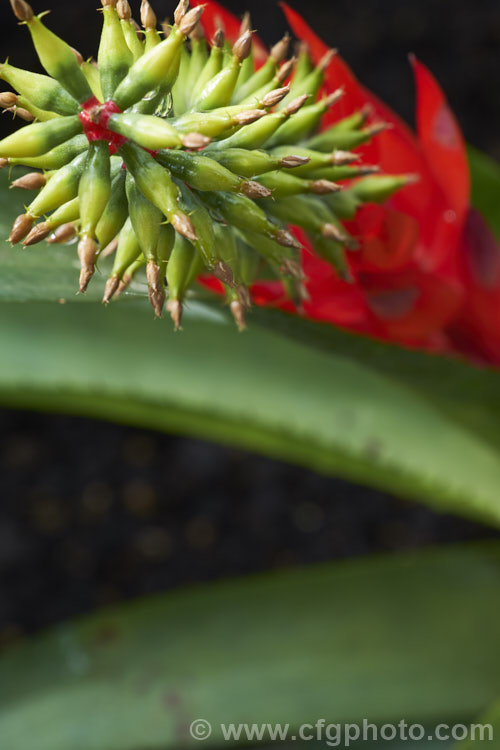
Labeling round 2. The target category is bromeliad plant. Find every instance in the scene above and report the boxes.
[0,0,410,328]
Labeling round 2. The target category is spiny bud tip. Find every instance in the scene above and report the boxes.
[181,132,211,149]
[11,172,47,190]
[173,0,189,26]
[167,298,183,329]
[241,180,272,199]
[232,29,253,62]
[117,0,132,20]
[9,213,33,244]
[103,276,120,304]
[280,154,310,168]
[0,92,18,108]
[172,212,198,242]
[285,94,309,116]
[141,0,157,29]
[23,222,51,246]
[47,222,77,245]
[233,109,265,126]
[261,85,290,108]
[310,179,341,195]
[9,0,33,21]
[270,33,290,63]
[77,237,98,293]
[179,5,205,37]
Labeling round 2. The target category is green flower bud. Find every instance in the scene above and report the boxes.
[27,151,87,217]
[25,15,92,103]
[6,134,88,169]
[79,140,111,242]
[2,0,396,326]
[0,61,79,116]
[98,3,134,99]
[351,174,417,203]
[0,115,81,158]
[96,169,128,250]
[112,6,204,111]
[125,170,162,261]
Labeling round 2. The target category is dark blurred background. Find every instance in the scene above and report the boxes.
[1,0,499,642]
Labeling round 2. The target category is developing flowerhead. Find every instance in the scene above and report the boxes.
[0,0,407,328]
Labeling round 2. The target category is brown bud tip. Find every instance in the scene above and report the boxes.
[360,103,374,124]
[10,0,33,21]
[270,33,290,63]
[9,213,33,244]
[173,0,189,26]
[366,122,390,137]
[181,132,211,149]
[179,5,205,37]
[281,258,304,280]
[70,46,84,65]
[213,260,234,287]
[167,298,183,329]
[331,150,360,165]
[236,283,252,309]
[189,19,205,41]
[230,300,246,331]
[0,92,18,108]
[117,0,132,19]
[212,28,224,47]
[100,236,119,258]
[117,275,132,296]
[6,106,34,122]
[11,172,47,190]
[146,259,161,292]
[261,85,290,109]
[241,180,272,199]
[358,165,381,176]
[47,222,77,245]
[404,173,420,186]
[101,0,117,6]
[233,109,265,126]
[77,237,98,293]
[141,0,157,29]
[23,222,50,246]
[239,10,251,35]
[275,228,301,249]
[0,158,9,169]
[294,40,309,58]
[172,212,198,242]
[103,276,120,304]
[232,29,253,62]
[149,285,166,318]
[310,179,341,195]
[161,18,171,37]
[280,154,310,168]
[276,58,296,84]
[324,88,344,108]
[322,222,353,245]
[285,94,309,116]
[318,48,337,72]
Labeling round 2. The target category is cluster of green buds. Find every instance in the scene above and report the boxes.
[0,0,409,328]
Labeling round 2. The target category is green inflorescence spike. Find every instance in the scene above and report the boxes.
[1,0,404,327]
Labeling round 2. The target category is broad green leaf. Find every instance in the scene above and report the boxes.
[0,544,499,749]
[454,700,499,748]
[468,145,500,239]
[1,163,500,525]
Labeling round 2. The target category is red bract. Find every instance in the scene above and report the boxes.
[198,1,500,365]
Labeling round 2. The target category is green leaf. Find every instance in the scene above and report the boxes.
[468,145,500,239]
[453,699,499,748]
[0,544,499,749]
[1,161,500,526]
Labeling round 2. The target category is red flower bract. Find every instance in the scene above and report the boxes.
[197,0,499,365]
